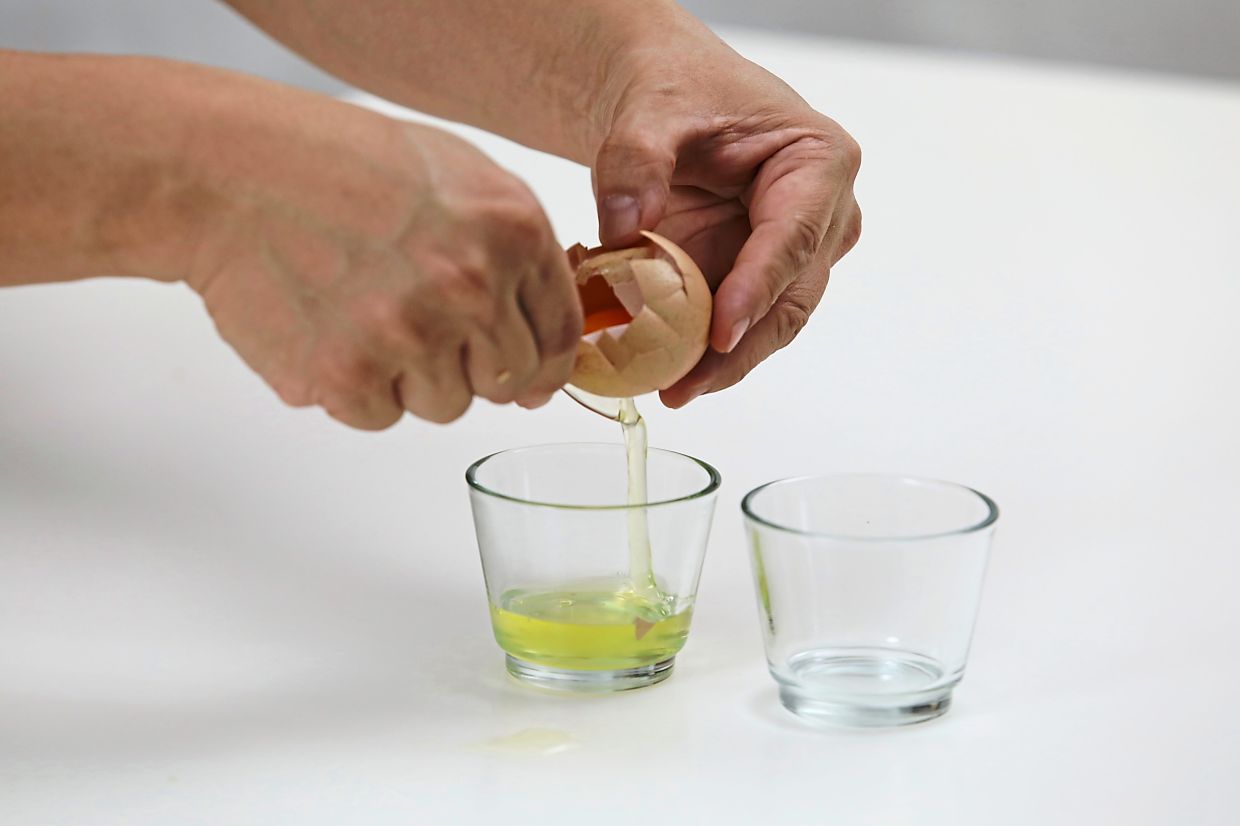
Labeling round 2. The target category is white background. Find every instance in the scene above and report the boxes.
[3,27,1239,825]
[5,0,1240,81]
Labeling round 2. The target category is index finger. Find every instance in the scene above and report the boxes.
[661,256,831,408]
[515,244,584,404]
[710,139,855,353]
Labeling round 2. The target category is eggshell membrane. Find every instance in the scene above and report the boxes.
[568,231,712,398]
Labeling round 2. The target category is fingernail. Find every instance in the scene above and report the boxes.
[600,194,640,243]
[724,319,750,353]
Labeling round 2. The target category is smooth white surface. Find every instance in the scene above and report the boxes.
[3,28,1239,825]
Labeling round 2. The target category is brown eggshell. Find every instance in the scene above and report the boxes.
[568,231,712,398]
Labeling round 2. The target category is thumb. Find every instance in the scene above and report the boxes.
[592,118,678,247]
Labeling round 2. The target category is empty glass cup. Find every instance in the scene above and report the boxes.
[743,474,999,726]
[467,444,720,692]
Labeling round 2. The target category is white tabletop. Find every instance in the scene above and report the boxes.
[3,26,1239,825]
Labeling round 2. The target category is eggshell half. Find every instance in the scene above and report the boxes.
[568,231,712,398]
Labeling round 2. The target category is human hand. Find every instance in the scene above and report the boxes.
[590,23,862,407]
[184,87,581,429]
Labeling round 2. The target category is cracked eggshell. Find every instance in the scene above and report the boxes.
[569,231,712,398]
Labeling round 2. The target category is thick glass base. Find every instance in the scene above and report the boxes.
[778,684,953,727]
[775,647,959,727]
[505,655,675,692]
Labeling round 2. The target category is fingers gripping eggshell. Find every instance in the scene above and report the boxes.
[568,231,712,398]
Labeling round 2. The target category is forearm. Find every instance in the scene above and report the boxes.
[0,51,209,286]
[223,0,716,163]
[0,50,416,288]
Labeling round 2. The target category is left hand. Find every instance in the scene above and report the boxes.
[590,27,862,407]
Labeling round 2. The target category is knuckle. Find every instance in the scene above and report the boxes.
[369,405,404,430]
[423,392,472,424]
[482,356,540,405]
[318,391,365,427]
[271,375,313,408]
[838,133,862,174]
[484,216,554,278]
[499,202,546,245]
[515,361,543,392]
[489,170,538,205]
[484,183,549,246]
[400,370,474,425]
[806,122,861,173]
[599,129,674,173]
[316,344,377,391]
[460,271,502,326]
[477,377,517,405]
[344,404,402,432]
[839,206,863,256]
[426,260,501,325]
[787,213,824,270]
[771,294,815,348]
[546,306,585,356]
[356,293,423,348]
[535,353,576,397]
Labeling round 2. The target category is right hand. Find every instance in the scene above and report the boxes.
[184,89,582,429]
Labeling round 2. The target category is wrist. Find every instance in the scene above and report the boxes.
[108,59,416,292]
[0,52,209,285]
[0,52,257,286]
[98,59,268,287]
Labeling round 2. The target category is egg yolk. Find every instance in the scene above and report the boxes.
[578,277,633,334]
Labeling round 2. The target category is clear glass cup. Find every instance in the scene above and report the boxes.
[467,444,720,692]
[742,474,999,727]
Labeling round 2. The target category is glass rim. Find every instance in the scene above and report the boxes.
[741,473,999,542]
[466,442,722,511]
